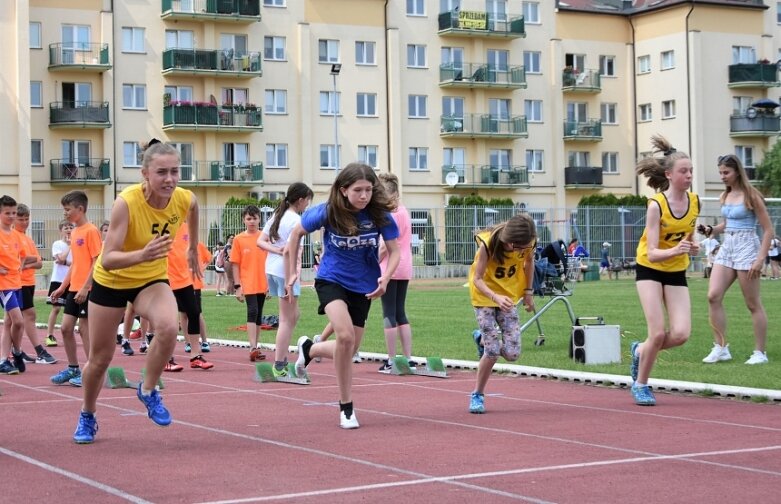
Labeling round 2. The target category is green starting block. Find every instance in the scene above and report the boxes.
[391,356,448,378]
[105,367,164,390]
[140,368,165,390]
[255,362,310,385]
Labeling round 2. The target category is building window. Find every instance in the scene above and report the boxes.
[264,36,286,60]
[358,145,378,168]
[165,30,193,49]
[660,50,675,70]
[222,87,249,106]
[122,27,145,53]
[407,0,424,16]
[568,151,591,167]
[524,99,542,122]
[732,46,755,64]
[356,93,377,117]
[30,22,41,49]
[662,100,676,119]
[733,96,752,115]
[409,147,428,170]
[318,39,339,63]
[522,2,540,24]
[639,103,652,122]
[601,103,617,124]
[408,95,427,118]
[320,145,340,169]
[736,146,754,167]
[164,85,193,103]
[31,140,43,166]
[599,55,615,77]
[263,0,285,6]
[638,55,651,74]
[30,81,42,108]
[319,91,340,115]
[524,51,541,73]
[777,2,781,23]
[526,150,544,173]
[122,84,146,110]
[355,41,376,65]
[168,143,193,174]
[266,144,288,168]
[123,142,143,167]
[407,44,427,68]
[265,90,287,114]
[602,152,618,174]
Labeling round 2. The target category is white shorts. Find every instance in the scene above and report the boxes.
[714,230,759,271]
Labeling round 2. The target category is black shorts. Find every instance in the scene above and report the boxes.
[47,281,66,305]
[64,291,89,318]
[771,255,781,263]
[20,285,35,311]
[89,279,168,309]
[314,279,372,328]
[635,263,687,287]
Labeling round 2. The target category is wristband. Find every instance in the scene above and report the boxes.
[234,284,241,290]
[524,288,533,293]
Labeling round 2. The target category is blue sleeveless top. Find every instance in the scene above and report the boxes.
[721,203,757,231]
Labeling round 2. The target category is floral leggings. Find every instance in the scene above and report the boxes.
[474,306,521,361]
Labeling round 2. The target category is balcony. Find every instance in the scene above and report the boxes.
[439,63,525,89]
[178,161,263,186]
[162,49,261,77]
[440,113,527,139]
[441,165,529,188]
[50,159,111,185]
[48,43,110,72]
[728,63,779,88]
[438,10,525,39]
[562,69,601,93]
[563,119,603,141]
[729,113,781,137]
[49,102,111,129]
[161,0,260,23]
[163,103,262,132]
[565,166,603,188]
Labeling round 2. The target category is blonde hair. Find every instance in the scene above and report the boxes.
[484,213,537,265]
[635,134,690,192]
[141,141,180,169]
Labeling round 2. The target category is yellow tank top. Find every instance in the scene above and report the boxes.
[469,230,532,306]
[93,184,192,289]
[636,191,699,273]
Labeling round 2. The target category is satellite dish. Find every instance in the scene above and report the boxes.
[445,171,459,187]
[746,107,758,119]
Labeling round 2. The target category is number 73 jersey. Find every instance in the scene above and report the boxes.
[636,191,700,273]
[469,230,532,307]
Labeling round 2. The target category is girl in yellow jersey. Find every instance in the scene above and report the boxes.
[467,214,536,414]
[72,141,200,444]
[630,135,700,406]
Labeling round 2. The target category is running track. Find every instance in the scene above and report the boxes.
[1,338,779,503]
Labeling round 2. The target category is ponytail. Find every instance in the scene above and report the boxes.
[269,182,314,242]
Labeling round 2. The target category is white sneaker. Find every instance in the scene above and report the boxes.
[702,343,731,363]
[295,336,311,377]
[352,351,361,363]
[340,410,360,429]
[745,351,769,365]
[313,335,322,363]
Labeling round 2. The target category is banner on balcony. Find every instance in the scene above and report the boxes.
[459,10,487,29]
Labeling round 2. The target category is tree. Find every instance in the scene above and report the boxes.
[755,139,781,197]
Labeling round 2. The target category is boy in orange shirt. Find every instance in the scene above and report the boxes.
[230,205,268,361]
[50,191,103,386]
[0,195,29,375]
[186,240,213,353]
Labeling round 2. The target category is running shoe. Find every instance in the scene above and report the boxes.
[18,351,36,363]
[0,360,19,375]
[36,350,57,365]
[631,384,656,406]
[702,343,731,363]
[69,375,82,387]
[51,367,79,384]
[116,334,122,345]
[164,358,183,372]
[745,350,769,365]
[139,343,148,354]
[184,342,192,353]
[339,410,359,429]
[378,360,392,374]
[249,348,260,362]
[295,336,312,378]
[469,391,485,414]
[73,411,98,444]
[11,353,26,373]
[629,341,640,383]
[313,334,322,362]
[45,335,58,347]
[352,351,362,363]
[190,355,214,370]
[136,384,172,426]
[272,365,288,378]
[121,341,134,356]
[200,342,211,353]
[473,329,484,359]
[129,328,143,340]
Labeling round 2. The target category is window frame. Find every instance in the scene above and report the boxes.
[358,145,379,169]
[266,143,288,168]
[122,27,145,53]
[526,149,544,173]
[524,100,543,122]
[409,147,428,171]
[522,2,540,24]
[406,0,425,16]
[408,94,427,118]
[356,92,378,117]
[639,103,652,122]
[600,102,617,125]
[599,55,616,77]
[602,152,618,174]
[523,51,541,74]
[265,89,287,115]
[30,22,42,49]
[355,41,376,65]
[123,141,143,167]
[637,55,651,74]
[31,139,43,166]
[407,44,427,68]
[319,91,341,116]
[122,84,147,110]
[263,0,286,6]
[30,81,43,108]
[660,50,675,70]
[264,36,286,61]
[318,39,340,64]
[736,146,754,168]
[319,144,340,169]
[661,99,676,119]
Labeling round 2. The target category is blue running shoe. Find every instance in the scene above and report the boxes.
[184,342,192,353]
[137,383,172,426]
[473,330,484,359]
[200,341,211,353]
[631,384,656,406]
[69,375,82,387]
[629,341,640,383]
[73,411,98,444]
[469,391,485,414]
[51,367,80,385]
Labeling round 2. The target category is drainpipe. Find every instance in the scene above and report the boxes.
[629,14,638,196]
[384,0,390,173]
[686,2,694,176]
[110,0,118,199]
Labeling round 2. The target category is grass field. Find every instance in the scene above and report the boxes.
[33,275,780,390]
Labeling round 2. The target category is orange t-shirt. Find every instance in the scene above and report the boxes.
[0,228,27,290]
[193,242,212,291]
[16,230,40,287]
[229,231,267,295]
[69,222,102,292]
[167,224,194,291]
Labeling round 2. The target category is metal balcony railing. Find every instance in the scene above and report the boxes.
[48,43,110,69]
[562,69,601,92]
[162,49,261,75]
[161,0,261,21]
[163,104,262,130]
[565,166,603,186]
[50,158,110,182]
[178,161,262,183]
[563,119,603,140]
[438,10,524,38]
[441,164,529,187]
[728,63,780,88]
[49,102,110,127]
[439,62,525,88]
[440,113,527,138]
[730,113,781,136]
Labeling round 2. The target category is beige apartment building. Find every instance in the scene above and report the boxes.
[1,0,779,212]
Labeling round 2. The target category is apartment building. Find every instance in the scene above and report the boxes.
[1,0,778,212]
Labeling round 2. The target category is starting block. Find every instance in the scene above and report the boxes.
[391,356,448,379]
[105,367,164,390]
[255,362,310,385]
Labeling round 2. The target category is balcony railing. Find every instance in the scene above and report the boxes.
[163,103,263,131]
[728,63,780,88]
[441,165,529,188]
[440,113,527,139]
[563,119,603,141]
[438,10,525,38]
[562,69,601,92]
[177,161,263,185]
[49,102,111,128]
[729,113,781,137]
[50,159,111,184]
[161,0,261,22]
[48,43,110,71]
[565,166,603,187]
[162,49,261,77]
[439,63,526,89]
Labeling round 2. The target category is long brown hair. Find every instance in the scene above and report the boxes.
[326,163,395,235]
[268,182,313,242]
[717,154,764,211]
[635,134,689,192]
[483,213,537,265]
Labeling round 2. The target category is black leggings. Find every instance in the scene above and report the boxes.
[173,285,201,334]
[380,279,409,328]
[245,293,266,325]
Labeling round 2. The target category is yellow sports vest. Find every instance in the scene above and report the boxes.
[93,184,192,289]
[636,191,699,273]
[469,231,532,307]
